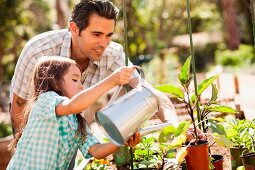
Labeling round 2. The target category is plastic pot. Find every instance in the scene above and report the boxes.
[211,154,223,170]
[240,152,255,170]
[230,146,247,170]
[185,140,209,170]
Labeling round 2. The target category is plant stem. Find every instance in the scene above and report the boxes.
[250,0,255,51]
[185,0,201,129]
[123,0,129,66]
[130,147,134,170]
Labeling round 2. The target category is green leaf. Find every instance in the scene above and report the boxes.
[155,84,184,99]
[169,135,186,148]
[236,166,245,170]
[174,121,190,137]
[158,125,176,143]
[210,83,218,102]
[178,56,191,87]
[197,75,219,96]
[213,133,233,148]
[205,105,237,114]
[208,120,226,135]
[225,128,239,139]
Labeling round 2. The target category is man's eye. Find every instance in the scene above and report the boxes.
[93,33,101,37]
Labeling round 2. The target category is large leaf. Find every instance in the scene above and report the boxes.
[174,121,190,137]
[178,56,191,87]
[212,133,233,148]
[155,84,184,99]
[197,75,219,96]
[208,120,226,135]
[210,83,218,102]
[176,146,188,164]
[205,105,237,114]
[158,125,176,143]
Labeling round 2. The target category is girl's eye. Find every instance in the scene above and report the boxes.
[72,79,77,82]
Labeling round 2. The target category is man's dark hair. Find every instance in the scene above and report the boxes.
[69,0,119,33]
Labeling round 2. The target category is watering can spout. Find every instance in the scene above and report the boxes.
[138,122,174,137]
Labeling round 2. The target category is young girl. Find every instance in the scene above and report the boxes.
[7,57,141,169]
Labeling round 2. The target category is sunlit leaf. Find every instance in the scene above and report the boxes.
[210,83,218,102]
[158,125,176,143]
[213,133,233,148]
[178,56,191,88]
[176,146,188,164]
[197,75,219,96]
[205,105,237,114]
[174,121,190,137]
[155,84,184,99]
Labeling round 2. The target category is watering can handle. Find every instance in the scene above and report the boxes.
[108,65,145,105]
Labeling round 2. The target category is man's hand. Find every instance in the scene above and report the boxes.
[186,127,207,143]
[10,93,27,134]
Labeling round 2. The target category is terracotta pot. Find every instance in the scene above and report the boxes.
[230,146,247,170]
[212,154,223,170]
[185,140,209,170]
[240,152,255,170]
[0,135,14,170]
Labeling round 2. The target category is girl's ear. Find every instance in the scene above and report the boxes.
[69,22,79,36]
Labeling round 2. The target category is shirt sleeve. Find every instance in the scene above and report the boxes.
[79,126,100,159]
[10,46,38,100]
[108,43,139,78]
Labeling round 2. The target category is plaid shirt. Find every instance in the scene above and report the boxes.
[7,91,99,170]
[10,29,134,101]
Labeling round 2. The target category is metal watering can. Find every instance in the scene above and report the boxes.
[95,66,173,146]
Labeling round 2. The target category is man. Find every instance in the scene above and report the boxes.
[10,0,178,136]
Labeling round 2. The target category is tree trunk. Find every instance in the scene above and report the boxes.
[56,0,70,29]
[220,0,240,50]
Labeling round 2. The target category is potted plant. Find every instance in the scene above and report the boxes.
[238,119,255,169]
[155,56,236,169]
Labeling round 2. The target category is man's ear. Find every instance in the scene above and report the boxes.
[69,21,79,35]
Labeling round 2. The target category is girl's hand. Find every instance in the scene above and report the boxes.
[124,132,141,147]
[110,66,135,86]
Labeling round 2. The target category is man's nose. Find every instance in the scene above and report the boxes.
[98,37,110,48]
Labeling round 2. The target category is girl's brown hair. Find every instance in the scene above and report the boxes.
[10,56,87,148]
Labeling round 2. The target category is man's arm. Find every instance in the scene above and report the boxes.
[10,93,27,134]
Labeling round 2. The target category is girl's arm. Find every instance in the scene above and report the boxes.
[88,132,141,159]
[56,66,134,116]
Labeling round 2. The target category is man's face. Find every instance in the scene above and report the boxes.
[74,14,115,61]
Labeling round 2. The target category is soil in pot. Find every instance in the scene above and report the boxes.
[230,146,247,170]
[211,154,223,170]
[185,140,209,170]
[240,152,255,170]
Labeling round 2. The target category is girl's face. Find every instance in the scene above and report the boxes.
[60,64,84,98]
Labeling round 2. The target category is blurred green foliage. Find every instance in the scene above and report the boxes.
[0,0,51,80]
[215,44,255,67]
[0,123,13,138]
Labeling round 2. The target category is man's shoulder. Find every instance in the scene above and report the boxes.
[24,29,69,49]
